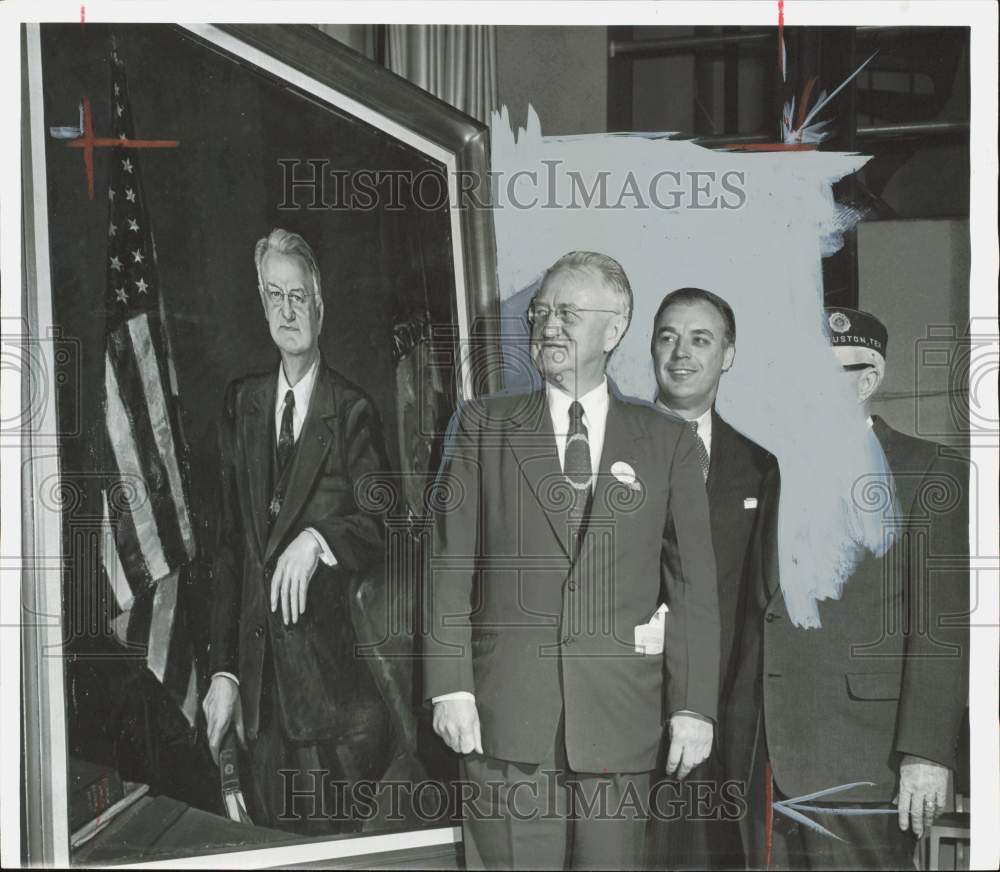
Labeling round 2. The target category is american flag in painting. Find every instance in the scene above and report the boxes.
[99,45,199,729]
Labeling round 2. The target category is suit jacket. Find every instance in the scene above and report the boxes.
[209,360,392,759]
[706,412,779,713]
[725,416,969,802]
[423,383,721,774]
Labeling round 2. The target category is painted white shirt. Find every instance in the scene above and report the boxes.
[212,358,335,689]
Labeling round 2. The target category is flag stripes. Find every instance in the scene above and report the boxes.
[97,42,200,732]
[126,313,195,559]
[103,348,171,586]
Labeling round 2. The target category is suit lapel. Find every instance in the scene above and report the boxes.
[242,378,275,559]
[592,389,633,523]
[505,389,572,560]
[265,364,336,564]
[706,409,733,503]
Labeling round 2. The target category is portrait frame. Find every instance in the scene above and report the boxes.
[19,21,500,867]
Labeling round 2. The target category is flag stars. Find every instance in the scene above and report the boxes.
[108,222,117,238]
[125,188,136,203]
[110,255,123,272]
[127,218,139,232]
[114,82,120,96]
[118,132,127,141]
[122,158,133,173]
[108,187,117,201]
[132,249,144,264]
[135,277,149,295]
[114,286,128,304]
[116,103,124,117]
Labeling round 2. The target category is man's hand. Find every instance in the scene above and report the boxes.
[432,698,483,755]
[895,754,949,837]
[270,531,322,625]
[202,675,246,766]
[665,712,713,780]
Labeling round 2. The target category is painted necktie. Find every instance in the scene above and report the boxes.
[687,419,710,482]
[269,390,296,525]
[277,389,296,472]
[565,400,592,522]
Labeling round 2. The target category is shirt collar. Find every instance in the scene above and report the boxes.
[655,399,711,427]
[546,378,609,431]
[655,399,713,445]
[276,356,319,413]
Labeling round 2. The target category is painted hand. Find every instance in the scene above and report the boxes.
[665,712,713,780]
[202,674,246,766]
[895,754,949,837]
[433,698,483,755]
[270,530,322,625]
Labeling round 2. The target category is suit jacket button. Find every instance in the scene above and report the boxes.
[567,582,577,591]
[562,636,573,646]
[765,613,780,622]
[255,624,265,639]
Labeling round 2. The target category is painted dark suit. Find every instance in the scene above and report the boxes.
[424,383,720,867]
[209,360,394,827]
[652,411,779,870]
[724,416,969,869]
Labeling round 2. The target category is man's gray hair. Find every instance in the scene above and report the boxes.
[541,250,633,332]
[254,228,322,300]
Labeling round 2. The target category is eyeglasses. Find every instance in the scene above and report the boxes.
[527,301,622,327]
[264,288,316,309]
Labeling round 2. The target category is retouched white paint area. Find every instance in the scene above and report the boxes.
[491,106,894,628]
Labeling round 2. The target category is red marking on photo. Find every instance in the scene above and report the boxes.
[66,97,180,199]
[777,1,785,71]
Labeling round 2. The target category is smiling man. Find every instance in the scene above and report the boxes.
[649,287,779,870]
[425,252,720,870]
[202,228,392,832]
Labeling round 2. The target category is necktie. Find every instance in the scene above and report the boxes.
[277,389,296,472]
[269,390,297,525]
[687,419,710,482]
[565,401,592,522]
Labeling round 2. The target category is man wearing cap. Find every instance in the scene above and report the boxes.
[647,287,780,870]
[725,307,969,870]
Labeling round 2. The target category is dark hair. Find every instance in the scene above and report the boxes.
[651,287,736,349]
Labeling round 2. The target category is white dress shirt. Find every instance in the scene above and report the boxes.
[656,400,713,458]
[274,358,337,566]
[547,378,609,485]
[213,358,336,688]
[433,380,611,705]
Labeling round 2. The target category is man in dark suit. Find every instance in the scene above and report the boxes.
[424,251,721,870]
[725,307,969,870]
[647,288,779,870]
[202,228,393,833]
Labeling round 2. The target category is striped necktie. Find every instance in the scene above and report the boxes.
[687,419,710,482]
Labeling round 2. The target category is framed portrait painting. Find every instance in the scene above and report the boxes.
[21,22,499,867]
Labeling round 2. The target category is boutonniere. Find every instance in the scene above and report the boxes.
[611,460,642,492]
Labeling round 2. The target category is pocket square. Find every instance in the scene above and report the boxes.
[744,497,758,509]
